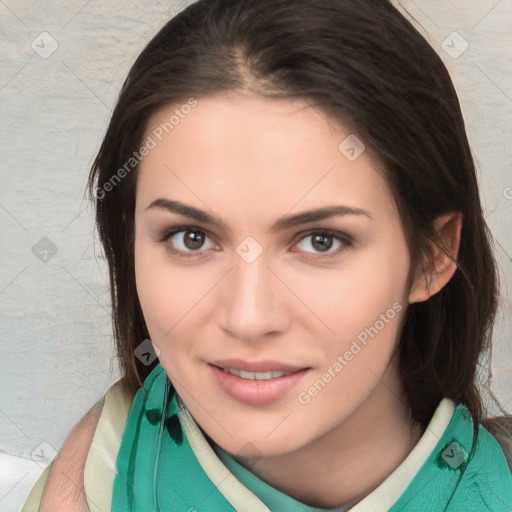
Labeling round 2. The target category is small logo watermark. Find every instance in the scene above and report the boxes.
[338,134,366,162]
[134,338,161,365]
[32,237,58,263]
[236,442,263,463]
[236,236,263,264]
[31,441,58,468]
[441,441,467,469]
[31,31,59,59]
[441,32,469,59]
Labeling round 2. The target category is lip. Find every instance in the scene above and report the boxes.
[209,363,310,406]
[209,358,307,373]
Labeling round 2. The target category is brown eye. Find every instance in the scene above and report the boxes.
[310,234,334,252]
[182,229,205,250]
[158,226,216,258]
[294,230,353,258]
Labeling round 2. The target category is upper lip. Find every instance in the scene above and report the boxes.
[209,358,309,373]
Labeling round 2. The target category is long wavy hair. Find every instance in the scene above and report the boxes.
[86,0,512,454]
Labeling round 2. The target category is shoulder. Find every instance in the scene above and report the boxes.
[22,377,137,512]
[39,397,104,511]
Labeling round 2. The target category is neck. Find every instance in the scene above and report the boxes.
[232,367,425,509]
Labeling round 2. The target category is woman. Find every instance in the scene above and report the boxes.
[24,0,512,510]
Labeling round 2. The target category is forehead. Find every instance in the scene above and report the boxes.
[136,94,395,220]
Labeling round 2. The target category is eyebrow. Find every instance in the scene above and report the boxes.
[145,198,372,232]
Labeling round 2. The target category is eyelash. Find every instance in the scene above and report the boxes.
[157,225,354,260]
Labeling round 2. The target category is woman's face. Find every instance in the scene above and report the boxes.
[134,93,414,457]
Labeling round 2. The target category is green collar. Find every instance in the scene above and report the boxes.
[113,363,512,511]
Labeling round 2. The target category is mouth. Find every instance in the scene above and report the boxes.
[214,367,298,380]
[208,360,311,406]
[209,358,310,379]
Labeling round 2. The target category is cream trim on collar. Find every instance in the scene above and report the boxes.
[349,398,455,511]
[84,378,134,512]
[177,395,271,511]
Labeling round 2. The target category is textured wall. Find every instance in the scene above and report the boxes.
[0,1,511,510]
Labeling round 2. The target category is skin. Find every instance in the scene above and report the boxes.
[40,399,103,511]
[133,92,461,508]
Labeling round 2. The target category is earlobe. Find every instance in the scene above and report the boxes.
[408,212,463,304]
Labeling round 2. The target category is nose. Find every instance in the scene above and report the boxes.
[217,250,289,342]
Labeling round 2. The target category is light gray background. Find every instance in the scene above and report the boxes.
[0,1,511,510]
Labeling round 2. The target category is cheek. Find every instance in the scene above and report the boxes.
[134,238,214,341]
[134,236,179,339]
[289,246,409,333]
[135,240,161,321]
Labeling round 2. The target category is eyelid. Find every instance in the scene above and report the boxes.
[156,226,218,260]
[293,228,353,244]
[157,224,215,242]
[157,225,354,258]
[290,229,354,257]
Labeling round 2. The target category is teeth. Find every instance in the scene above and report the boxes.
[240,370,258,380]
[222,368,289,380]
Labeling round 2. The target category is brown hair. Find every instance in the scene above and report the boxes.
[86,0,511,445]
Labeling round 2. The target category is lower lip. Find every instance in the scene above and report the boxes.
[209,364,310,406]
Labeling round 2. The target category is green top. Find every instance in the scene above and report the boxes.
[112,363,512,511]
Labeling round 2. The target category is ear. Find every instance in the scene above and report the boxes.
[408,212,463,304]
